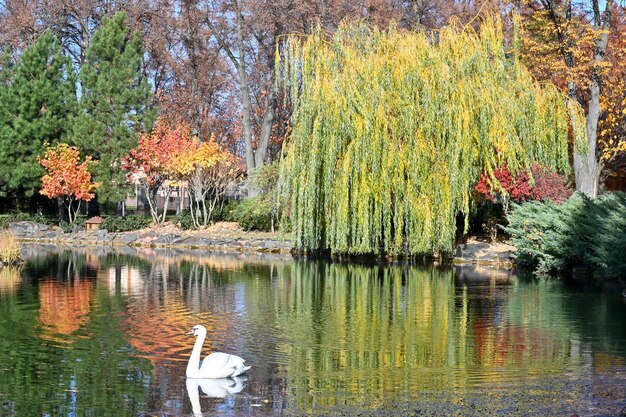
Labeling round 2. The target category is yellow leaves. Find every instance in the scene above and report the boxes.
[278,15,575,257]
[171,138,229,178]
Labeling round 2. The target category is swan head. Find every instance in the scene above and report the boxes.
[187,325,207,337]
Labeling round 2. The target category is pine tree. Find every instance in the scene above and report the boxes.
[72,11,153,204]
[0,49,13,198]
[0,32,76,201]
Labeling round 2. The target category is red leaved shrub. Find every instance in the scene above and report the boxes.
[475,165,573,204]
[529,164,574,203]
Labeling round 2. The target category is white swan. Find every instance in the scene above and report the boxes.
[186,324,251,378]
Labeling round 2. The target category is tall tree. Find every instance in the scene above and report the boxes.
[278,19,584,257]
[72,11,153,205]
[519,0,618,197]
[0,30,76,202]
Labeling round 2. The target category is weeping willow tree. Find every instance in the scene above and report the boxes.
[277,16,585,257]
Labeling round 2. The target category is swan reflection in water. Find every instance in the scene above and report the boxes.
[186,376,246,415]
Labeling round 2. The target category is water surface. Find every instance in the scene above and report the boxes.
[0,245,625,416]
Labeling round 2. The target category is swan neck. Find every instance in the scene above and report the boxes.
[187,332,205,376]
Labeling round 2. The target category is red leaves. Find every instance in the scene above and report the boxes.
[121,121,195,187]
[38,143,99,202]
[475,165,573,204]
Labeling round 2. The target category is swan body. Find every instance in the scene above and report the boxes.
[186,325,251,379]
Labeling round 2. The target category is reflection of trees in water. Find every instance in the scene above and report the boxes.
[234,262,599,410]
[8,247,626,415]
[0,255,151,416]
[38,279,94,339]
[0,266,22,295]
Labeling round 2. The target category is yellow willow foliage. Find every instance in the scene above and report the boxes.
[277,16,586,257]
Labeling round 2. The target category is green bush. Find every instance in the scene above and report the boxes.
[231,197,275,232]
[211,200,237,223]
[101,214,152,232]
[172,211,195,230]
[59,215,87,233]
[506,192,626,276]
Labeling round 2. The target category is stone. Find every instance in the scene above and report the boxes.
[96,229,108,239]
[43,231,61,239]
[72,225,85,233]
[117,234,138,244]
[8,221,49,235]
[153,233,180,244]
[179,236,212,247]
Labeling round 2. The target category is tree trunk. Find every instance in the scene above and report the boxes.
[574,0,612,198]
[57,197,69,223]
[234,11,256,173]
[574,80,601,197]
[254,83,276,168]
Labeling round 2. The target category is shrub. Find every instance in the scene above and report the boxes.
[231,197,275,231]
[476,164,573,205]
[529,164,574,203]
[506,192,626,276]
[0,233,21,264]
[101,214,152,232]
[172,211,195,230]
[59,215,87,233]
[211,200,237,223]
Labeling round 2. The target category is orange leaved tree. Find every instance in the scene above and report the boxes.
[38,143,100,224]
[122,122,195,224]
[173,138,242,228]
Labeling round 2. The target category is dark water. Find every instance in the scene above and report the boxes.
[0,245,625,417]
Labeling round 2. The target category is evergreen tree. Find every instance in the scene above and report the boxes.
[0,32,76,201]
[72,12,153,204]
[0,49,13,191]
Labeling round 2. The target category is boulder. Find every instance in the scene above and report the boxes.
[117,234,138,244]
[8,221,49,235]
[153,233,180,244]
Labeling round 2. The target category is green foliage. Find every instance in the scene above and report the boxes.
[101,214,151,232]
[172,211,195,230]
[249,162,280,196]
[72,12,153,204]
[0,31,76,199]
[277,17,585,257]
[59,215,86,233]
[211,200,237,222]
[231,197,274,231]
[506,192,626,276]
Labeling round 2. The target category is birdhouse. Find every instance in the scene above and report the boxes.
[85,216,104,230]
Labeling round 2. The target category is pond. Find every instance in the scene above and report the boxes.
[1,245,625,417]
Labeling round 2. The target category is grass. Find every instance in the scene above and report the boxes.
[0,233,21,264]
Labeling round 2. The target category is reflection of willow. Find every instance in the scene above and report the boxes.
[240,262,579,410]
[271,263,463,409]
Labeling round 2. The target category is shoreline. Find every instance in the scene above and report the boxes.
[9,221,517,268]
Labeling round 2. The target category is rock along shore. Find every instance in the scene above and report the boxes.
[8,221,517,267]
[8,221,292,255]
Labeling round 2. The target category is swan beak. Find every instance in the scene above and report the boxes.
[185,329,195,336]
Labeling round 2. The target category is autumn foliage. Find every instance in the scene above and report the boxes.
[475,165,573,205]
[122,121,195,224]
[174,138,242,228]
[122,120,241,227]
[38,143,100,224]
